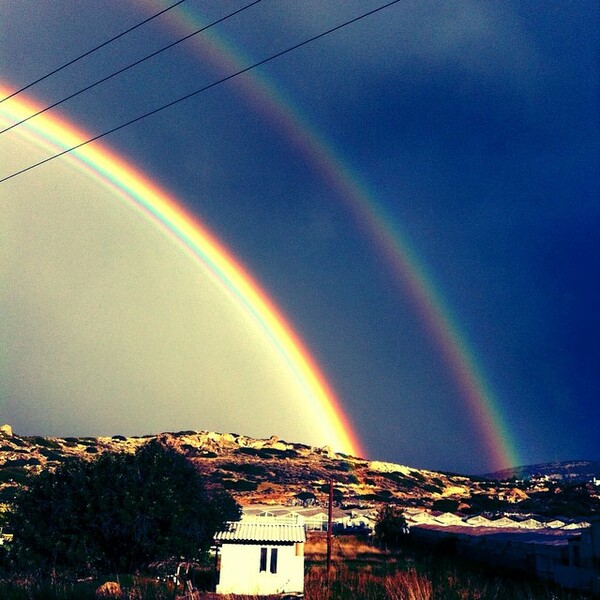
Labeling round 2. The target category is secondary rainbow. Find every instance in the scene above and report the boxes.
[152,1,519,469]
[0,84,364,458]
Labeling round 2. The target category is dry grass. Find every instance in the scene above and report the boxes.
[305,532,385,562]
[301,535,588,600]
[0,535,589,599]
[305,565,433,600]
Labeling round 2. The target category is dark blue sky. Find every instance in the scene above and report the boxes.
[2,0,598,473]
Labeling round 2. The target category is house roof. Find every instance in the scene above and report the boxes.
[434,512,464,525]
[465,515,493,527]
[215,521,306,544]
[545,519,566,529]
[490,516,517,528]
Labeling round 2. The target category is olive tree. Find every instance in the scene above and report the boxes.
[9,440,240,574]
[375,504,408,549]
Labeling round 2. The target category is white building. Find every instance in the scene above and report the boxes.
[241,504,352,531]
[214,521,305,596]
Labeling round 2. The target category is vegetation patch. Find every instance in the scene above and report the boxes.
[0,467,29,485]
[4,458,40,468]
[6,441,240,574]
[62,437,80,445]
[199,450,218,458]
[27,436,61,449]
[234,446,298,459]
[8,437,29,448]
[422,483,444,494]
[37,448,64,461]
[432,498,460,513]
[220,478,258,492]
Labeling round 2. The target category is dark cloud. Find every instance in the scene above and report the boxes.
[1,0,598,473]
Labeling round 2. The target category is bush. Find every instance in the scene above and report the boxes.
[37,448,63,461]
[375,505,408,549]
[0,467,29,485]
[9,437,29,448]
[234,447,298,459]
[220,479,258,492]
[318,484,344,503]
[432,499,460,513]
[28,437,61,449]
[3,458,41,468]
[9,440,240,574]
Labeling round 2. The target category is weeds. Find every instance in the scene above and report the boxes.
[0,535,590,599]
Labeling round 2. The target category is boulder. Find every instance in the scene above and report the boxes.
[95,581,122,598]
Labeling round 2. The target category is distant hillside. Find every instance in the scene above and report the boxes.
[0,426,598,517]
[484,460,600,483]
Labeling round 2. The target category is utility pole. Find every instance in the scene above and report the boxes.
[326,479,333,576]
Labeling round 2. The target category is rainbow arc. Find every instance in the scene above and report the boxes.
[0,85,364,458]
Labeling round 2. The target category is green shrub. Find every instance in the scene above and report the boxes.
[28,437,61,449]
[8,440,241,574]
[0,467,29,484]
[410,470,426,481]
[432,498,460,513]
[38,448,63,461]
[220,479,258,492]
[9,437,29,448]
[4,458,41,467]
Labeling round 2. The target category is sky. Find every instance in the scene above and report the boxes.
[1,0,598,474]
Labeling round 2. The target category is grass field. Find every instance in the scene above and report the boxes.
[303,533,590,600]
[0,534,591,599]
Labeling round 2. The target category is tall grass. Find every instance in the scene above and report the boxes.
[304,563,588,599]
[0,535,590,599]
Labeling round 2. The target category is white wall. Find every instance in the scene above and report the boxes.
[216,542,304,595]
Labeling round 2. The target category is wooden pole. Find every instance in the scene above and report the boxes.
[326,479,333,575]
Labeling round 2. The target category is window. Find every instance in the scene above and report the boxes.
[259,547,278,574]
[270,548,278,574]
[259,547,267,572]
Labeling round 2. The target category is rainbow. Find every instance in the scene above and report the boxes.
[151,1,519,469]
[0,84,364,458]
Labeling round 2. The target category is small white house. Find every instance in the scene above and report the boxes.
[214,521,305,596]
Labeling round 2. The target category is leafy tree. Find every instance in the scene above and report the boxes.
[375,504,408,549]
[9,440,240,574]
[432,499,460,513]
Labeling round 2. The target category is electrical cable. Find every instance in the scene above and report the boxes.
[0,0,186,104]
[0,0,402,184]
[0,0,263,135]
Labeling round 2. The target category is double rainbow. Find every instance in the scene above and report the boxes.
[2,0,522,469]
[151,1,519,470]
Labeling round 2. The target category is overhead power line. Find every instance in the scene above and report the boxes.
[0,0,402,184]
[0,0,263,135]
[0,0,186,104]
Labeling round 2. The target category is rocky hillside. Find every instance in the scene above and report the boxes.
[484,460,600,484]
[0,425,598,517]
